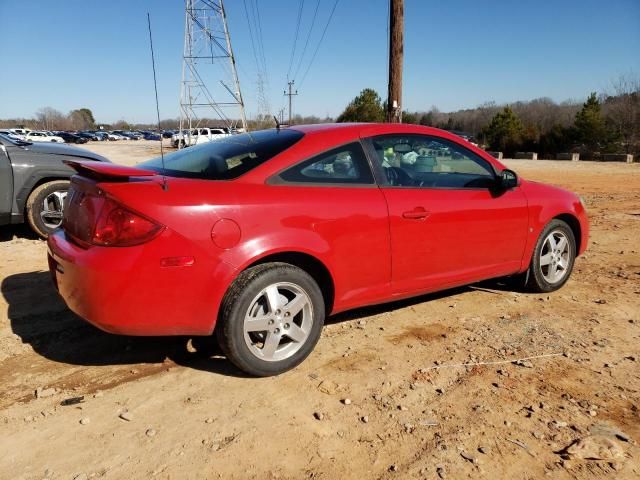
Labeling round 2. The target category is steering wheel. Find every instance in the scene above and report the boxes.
[385,166,414,186]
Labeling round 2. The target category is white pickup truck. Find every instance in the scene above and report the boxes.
[171,127,231,148]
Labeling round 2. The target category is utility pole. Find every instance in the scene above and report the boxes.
[386,0,403,123]
[284,80,298,125]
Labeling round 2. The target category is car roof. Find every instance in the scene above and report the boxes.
[289,122,469,141]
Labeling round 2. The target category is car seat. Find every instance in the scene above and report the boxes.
[414,155,436,173]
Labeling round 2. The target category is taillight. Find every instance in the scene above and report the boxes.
[92,197,163,246]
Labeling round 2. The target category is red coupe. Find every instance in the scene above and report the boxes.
[48,123,588,376]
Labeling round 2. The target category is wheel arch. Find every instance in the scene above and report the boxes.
[243,251,335,315]
[554,213,581,254]
[19,175,71,214]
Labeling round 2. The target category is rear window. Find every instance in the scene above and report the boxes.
[140,129,304,180]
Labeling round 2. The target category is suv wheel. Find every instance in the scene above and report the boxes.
[26,180,69,239]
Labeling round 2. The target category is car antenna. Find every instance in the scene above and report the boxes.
[273,115,280,130]
[147,12,168,191]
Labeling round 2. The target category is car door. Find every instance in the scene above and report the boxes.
[0,142,13,223]
[269,140,392,311]
[364,134,529,295]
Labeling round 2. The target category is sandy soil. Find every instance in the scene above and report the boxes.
[1,141,639,479]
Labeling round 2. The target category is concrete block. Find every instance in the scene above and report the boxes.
[557,153,580,161]
[515,152,538,160]
[487,151,503,160]
[601,154,634,163]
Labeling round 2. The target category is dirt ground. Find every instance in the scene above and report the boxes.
[1,140,638,480]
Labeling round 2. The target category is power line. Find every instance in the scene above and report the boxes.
[298,0,340,90]
[242,0,262,77]
[242,0,271,117]
[292,0,320,81]
[251,0,268,79]
[287,0,305,80]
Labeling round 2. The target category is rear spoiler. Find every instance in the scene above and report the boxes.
[64,160,158,180]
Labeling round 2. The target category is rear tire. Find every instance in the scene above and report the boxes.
[216,263,325,377]
[524,219,576,293]
[26,180,69,239]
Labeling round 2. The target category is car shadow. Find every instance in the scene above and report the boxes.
[0,224,40,242]
[2,271,525,378]
[1,271,249,378]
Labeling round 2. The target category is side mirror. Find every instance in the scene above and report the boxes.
[499,169,518,189]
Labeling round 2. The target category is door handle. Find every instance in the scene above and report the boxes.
[402,207,430,220]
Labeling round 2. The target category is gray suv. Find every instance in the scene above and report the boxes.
[0,133,109,238]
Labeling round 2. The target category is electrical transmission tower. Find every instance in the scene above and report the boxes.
[179,0,247,145]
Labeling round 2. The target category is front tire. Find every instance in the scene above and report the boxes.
[26,180,69,239]
[525,219,576,292]
[216,263,325,377]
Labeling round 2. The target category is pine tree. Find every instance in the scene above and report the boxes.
[482,107,524,155]
[336,89,384,123]
[574,93,608,150]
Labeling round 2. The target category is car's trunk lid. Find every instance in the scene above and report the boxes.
[62,161,161,246]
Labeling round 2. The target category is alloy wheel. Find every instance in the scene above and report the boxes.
[539,230,571,284]
[243,282,313,362]
[40,190,67,229]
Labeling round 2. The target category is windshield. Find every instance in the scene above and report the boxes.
[140,129,304,180]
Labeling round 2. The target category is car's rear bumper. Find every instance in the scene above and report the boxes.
[47,229,233,336]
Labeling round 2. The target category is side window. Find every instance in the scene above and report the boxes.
[368,135,495,189]
[279,142,374,185]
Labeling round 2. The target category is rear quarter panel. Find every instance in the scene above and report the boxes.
[102,178,392,327]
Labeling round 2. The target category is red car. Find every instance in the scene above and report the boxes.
[48,123,589,376]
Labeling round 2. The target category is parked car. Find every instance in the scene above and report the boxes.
[112,130,138,140]
[76,132,99,141]
[48,124,589,376]
[9,128,31,138]
[171,127,231,147]
[107,132,127,140]
[92,132,109,141]
[448,130,479,147]
[53,132,88,144]
[0,133,109,238]
[142,131,161,141]
[25,131,65,143]
[0,129,24,141]
[161,130,175,139]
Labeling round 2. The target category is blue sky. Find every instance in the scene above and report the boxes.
[0,0,638,123]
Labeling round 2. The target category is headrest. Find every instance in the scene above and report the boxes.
[414,155,436,172]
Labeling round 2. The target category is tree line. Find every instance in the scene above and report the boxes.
[3,74,637,158]
[0,108,332,134]
[335,73,639,158]
[0,107,99,132]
